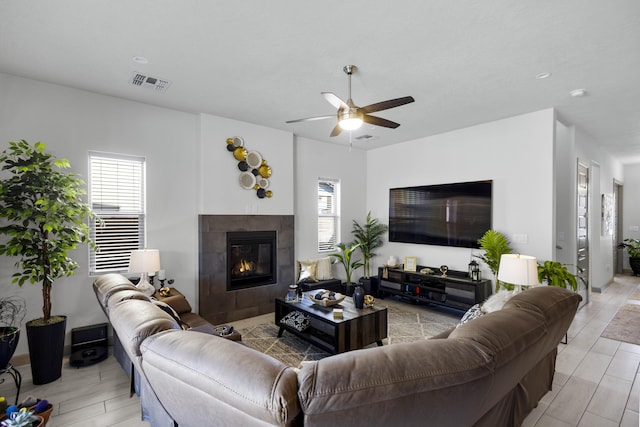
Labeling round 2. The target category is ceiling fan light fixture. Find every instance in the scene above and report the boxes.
[339,110,363,130]
[340,117,363,130]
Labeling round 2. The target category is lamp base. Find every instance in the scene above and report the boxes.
[136,275,156,297]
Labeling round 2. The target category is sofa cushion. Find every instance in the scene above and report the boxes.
[93,273,141,311]
[109,299,181,360]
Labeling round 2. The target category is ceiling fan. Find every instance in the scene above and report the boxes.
[286,65,415,137]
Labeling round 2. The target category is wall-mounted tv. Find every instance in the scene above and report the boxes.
[389,180,492,249]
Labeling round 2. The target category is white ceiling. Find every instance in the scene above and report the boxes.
[1,1,639,163]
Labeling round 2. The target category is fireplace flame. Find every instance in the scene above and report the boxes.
[232,259,257,276]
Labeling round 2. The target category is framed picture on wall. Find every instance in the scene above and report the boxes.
[404,256,417,272]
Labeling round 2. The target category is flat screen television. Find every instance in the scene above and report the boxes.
[389,180,492,248]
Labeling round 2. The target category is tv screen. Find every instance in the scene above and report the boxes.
[389,180,492,248]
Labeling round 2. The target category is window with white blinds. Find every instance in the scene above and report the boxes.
[318,178,340,252]
[89,152,146,275]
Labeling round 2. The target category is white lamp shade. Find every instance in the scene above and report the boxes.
[128,249,161,274]
[497,254,539,287]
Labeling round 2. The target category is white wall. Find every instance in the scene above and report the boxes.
[367,109,557,283]
[554,119,576,267]
[0,73,199,356]
[294,137,367,280]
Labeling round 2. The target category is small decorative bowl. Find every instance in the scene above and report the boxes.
[308,292,346,307]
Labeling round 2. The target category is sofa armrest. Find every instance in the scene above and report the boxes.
[141,330,300,426]
[157,294,192,315]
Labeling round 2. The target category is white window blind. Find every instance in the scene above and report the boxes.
[318,178,340,252]
[89,152,146,275]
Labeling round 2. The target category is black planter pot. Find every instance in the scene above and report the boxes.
[0,327,20,368]
[26,316,67,385]
[630,258,640,276]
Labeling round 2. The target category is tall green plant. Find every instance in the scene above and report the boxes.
[0,140,96,323]
[351,211,388,278]
[475,230,512,292]
[329,242,364,285]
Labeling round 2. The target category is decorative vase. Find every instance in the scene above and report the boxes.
[629,258,640,276]
[353,284,365,309]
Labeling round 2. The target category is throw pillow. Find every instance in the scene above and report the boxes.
[315,257,333,280]
[481,290,516,314]
[457,304,484,327]
[279,311,310,332]
[297,260,318,283]
[152,300,189,330]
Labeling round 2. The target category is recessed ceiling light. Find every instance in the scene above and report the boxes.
[133,56,149,64]
[535,72,552,79]
[570,88,587,97]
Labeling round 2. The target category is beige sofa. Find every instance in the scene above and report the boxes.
[94,274,581,427]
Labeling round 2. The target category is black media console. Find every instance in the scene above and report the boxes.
[378,266,492,311]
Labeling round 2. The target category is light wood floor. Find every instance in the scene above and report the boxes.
[1,275,638,426]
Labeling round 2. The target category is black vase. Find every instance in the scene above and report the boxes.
[353,284,365,309]
[26,316,67,385]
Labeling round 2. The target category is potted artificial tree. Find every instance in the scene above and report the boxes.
[0,140,96,384]
[329,242,365,307]
[618,238,640,276]
[0,296,26,369]
[351,212,388,295]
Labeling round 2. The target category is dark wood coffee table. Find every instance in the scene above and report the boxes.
[275,293,388,354]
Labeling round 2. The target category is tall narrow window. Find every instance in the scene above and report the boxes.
[89,152,146,275]
[318,178,340,252]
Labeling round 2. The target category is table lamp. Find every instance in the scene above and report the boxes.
[129,249,161,296]
[497,254,539,292]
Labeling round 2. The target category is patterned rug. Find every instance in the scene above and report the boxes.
[601,304,640,346]
[237,297,461,368]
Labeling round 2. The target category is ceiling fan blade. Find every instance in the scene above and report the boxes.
[362,114,401,129]
[360,96,415,114]
[322,92,349,110]
[286,115,335,124]
[330,123,343,137]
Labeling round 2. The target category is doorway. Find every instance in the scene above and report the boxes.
[614,180,624,274]
[576,161,589,304]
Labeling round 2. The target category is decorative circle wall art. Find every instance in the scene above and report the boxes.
[226,137,273,198]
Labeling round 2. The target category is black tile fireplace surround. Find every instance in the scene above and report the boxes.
[199,215,294,325]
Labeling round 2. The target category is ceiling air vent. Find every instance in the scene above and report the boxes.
[129,72,171,93]
[354,134,377,141]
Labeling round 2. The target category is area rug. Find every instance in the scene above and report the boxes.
[601,303,640,345]
[237,297,461,368]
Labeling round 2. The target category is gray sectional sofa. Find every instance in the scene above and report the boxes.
[94,273,581,427]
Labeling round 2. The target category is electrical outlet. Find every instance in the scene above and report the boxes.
[513,234,528,244]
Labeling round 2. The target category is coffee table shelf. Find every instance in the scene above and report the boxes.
[275,293,388,354]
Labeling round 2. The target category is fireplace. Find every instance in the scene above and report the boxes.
[227,231,277,291]
[199,215,294,324]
